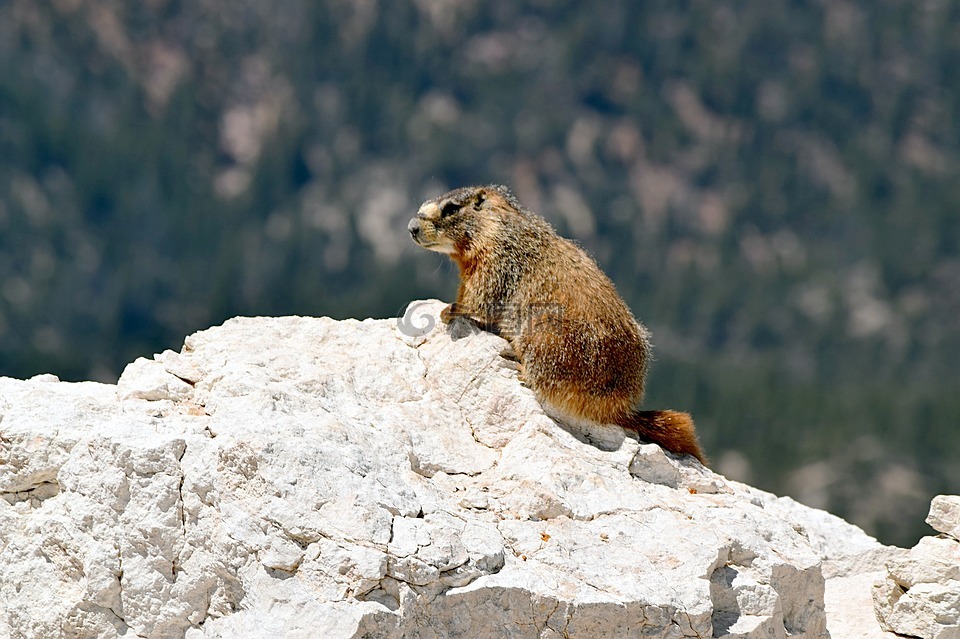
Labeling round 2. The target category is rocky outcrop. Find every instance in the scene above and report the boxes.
[873,495,960,639]
[0,300,940,638]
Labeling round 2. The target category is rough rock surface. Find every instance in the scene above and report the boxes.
[0,300,908,638]
[928,495,960,541]
[873,495,960,639]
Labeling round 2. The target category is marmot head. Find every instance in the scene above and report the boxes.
[407,184,520,260]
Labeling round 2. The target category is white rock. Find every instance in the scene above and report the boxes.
[873,530,960,639]
[117,356,195,403]
[928,495,960,541]
[0,301,908,638]
[826,570,900,639]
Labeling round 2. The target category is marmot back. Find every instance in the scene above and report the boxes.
[407,184,706,465]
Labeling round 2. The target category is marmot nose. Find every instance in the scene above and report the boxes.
[407,218,421,239]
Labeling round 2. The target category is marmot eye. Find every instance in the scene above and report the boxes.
[440,201,459,218]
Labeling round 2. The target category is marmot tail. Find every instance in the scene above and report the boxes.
[620,410,707,465]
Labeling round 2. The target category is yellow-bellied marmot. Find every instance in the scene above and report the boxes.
[407,184,706,465]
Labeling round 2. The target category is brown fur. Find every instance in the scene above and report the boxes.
[408,184,707,465]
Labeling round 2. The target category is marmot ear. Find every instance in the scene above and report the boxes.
[487,184,522,213]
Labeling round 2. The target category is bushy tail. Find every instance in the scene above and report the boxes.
[619,410,708,466]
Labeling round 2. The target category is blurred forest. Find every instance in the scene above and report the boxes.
[2,0,958,547]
